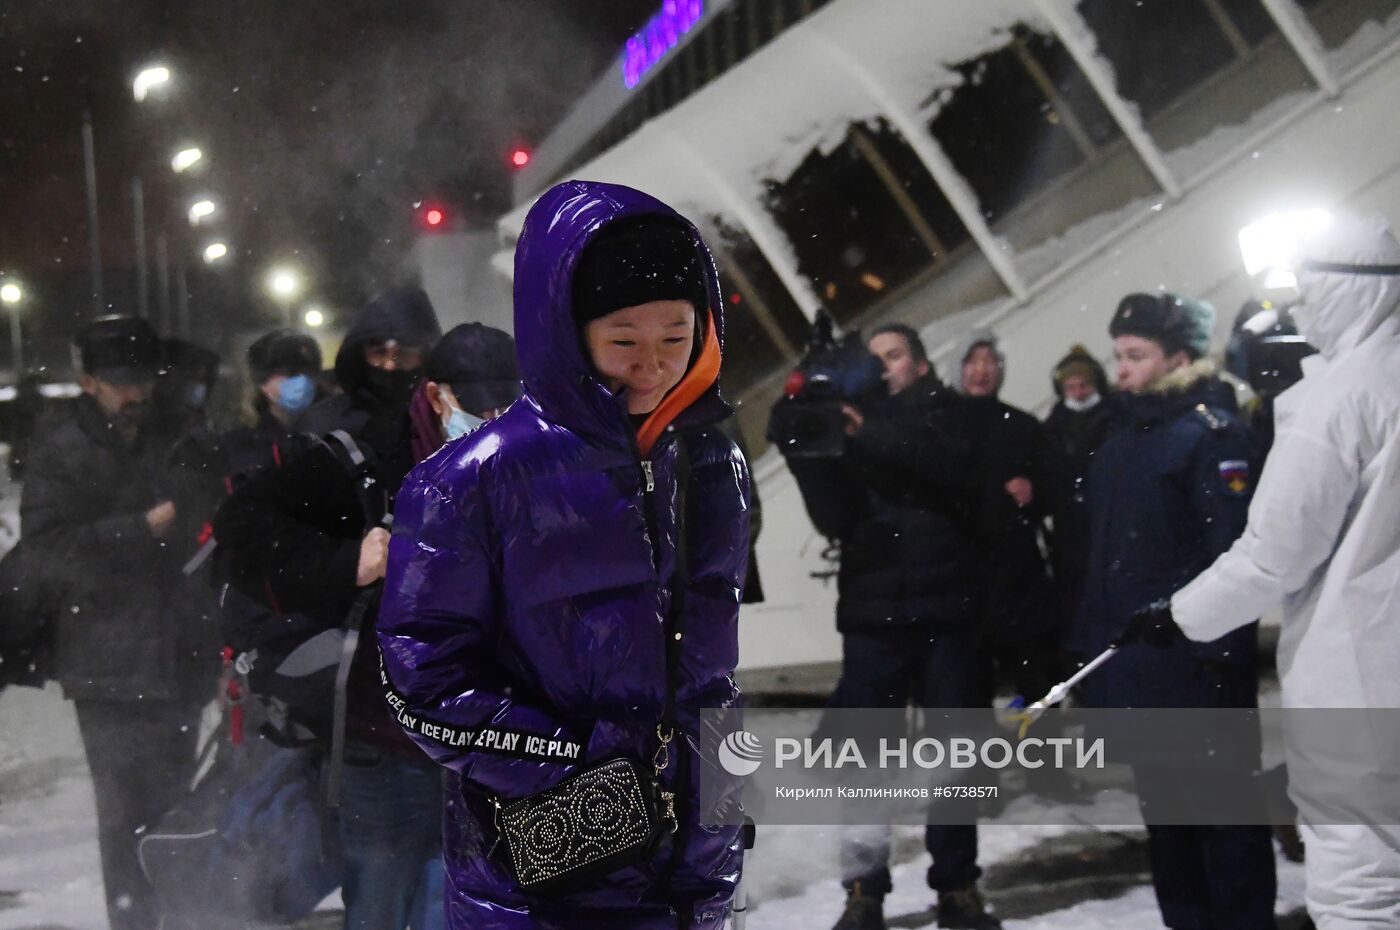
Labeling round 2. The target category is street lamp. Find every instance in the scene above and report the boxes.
[1,278,24,376]
[304,306,326,328]
[132,65,171,103]
[202,241,229,264]
[267,267,303,302]
[188,198,217,225]
[171,147,203,173]
[265,265,305,325]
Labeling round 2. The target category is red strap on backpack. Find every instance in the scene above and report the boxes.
[220,647,245,746]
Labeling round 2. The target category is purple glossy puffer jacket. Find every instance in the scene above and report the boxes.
[378,180,749,930]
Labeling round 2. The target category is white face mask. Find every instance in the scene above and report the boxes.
[1064,392,1102,413]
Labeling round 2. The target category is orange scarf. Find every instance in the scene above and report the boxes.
[635,309,720,457]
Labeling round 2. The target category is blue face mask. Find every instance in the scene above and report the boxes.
[277,374,317,414]
[442,406,485,441]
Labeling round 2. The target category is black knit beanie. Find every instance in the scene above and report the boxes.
[572,216,710,329]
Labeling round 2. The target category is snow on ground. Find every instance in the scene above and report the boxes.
[0,684,106,930]
[1,683,1310,930]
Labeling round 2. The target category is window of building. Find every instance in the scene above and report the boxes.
[1076,0,1240,121]
[1297,0,1400,62]
[730,3,754,63]
[709,219,812,396]
[765,120,971,325]
[751,0,777,46]
[1075,0,1318,178]
[929,28,1122,226]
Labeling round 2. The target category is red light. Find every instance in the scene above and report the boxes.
[728,293,742,305]
[783,369,807,398]
[510,148,531,168]
[418,203,449,231]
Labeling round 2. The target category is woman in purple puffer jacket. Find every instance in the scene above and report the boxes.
[378,180,749,930]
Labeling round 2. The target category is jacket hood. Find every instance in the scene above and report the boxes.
[1293,213,1400,358]
[1052,344,1109,398]
[334,286,442,394]
[513,180,729,450]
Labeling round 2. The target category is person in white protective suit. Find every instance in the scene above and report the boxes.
[1118,212,1400,929]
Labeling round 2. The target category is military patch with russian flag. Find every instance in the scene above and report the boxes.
[1218,459,1251,496]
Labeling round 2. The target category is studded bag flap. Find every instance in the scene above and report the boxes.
[493,755,675,895]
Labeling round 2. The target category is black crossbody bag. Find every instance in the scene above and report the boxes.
[491,440,692,896]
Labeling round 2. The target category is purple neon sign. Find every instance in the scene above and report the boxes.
[622,0,705,89]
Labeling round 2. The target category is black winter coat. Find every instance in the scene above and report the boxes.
[787,375,980,632]
[211,394,418,752]
[1042,396,1122,585]
[21,396,218,701]
[964,397,1050,578]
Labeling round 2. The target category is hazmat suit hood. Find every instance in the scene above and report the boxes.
[1292,213,1400,358]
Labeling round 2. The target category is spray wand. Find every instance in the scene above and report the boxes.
[1009,646,1118,740]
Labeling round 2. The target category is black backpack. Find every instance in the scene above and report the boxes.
[210,430,387,805]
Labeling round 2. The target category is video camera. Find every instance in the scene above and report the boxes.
[1225,300,1317,400]
[766,309,885,458]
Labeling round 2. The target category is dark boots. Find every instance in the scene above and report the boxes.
[937,884,1003,929]
[832,881,886,930]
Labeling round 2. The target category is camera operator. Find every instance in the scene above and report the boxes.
[782,323,998,930]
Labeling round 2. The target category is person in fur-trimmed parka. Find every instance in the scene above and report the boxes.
[1073,292,1276,930]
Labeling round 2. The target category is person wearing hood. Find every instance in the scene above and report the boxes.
[1041,345,1120,635]
[955,335,1061,720]
[298,285,443,489]
[214,295,510,930]
[1075,292,1276,930]
[377,181,749,930]
[1119,214,1400,928]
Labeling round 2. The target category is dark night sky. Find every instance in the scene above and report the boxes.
[0,0,659,359]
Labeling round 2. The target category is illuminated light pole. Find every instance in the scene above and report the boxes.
[1,279,25,376]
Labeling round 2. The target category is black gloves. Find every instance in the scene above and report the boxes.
[1113,599,1185,648]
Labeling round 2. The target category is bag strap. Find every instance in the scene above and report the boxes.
[651,436,692,822]
[662,434,691,724]
[323,585,378,808]
[318,429,388,530]
[315,429,389,808]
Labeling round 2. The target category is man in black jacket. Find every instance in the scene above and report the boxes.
[956,333,1061,713]
[22,316,219,930]
[785,323,998,930]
